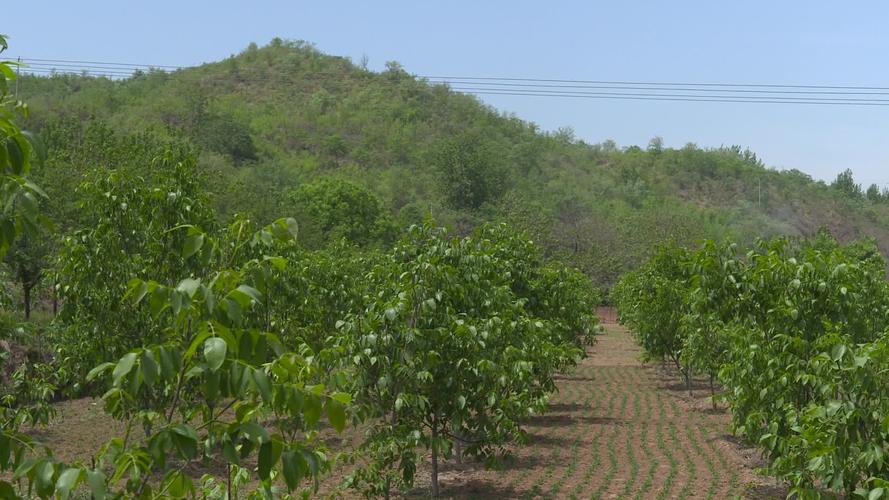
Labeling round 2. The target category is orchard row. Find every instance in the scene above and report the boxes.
[614,232,889,498]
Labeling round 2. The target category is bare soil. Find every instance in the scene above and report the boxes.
[28,325,787,498]
[400,324,785,499]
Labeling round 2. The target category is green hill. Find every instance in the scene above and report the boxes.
[18,39,889,288]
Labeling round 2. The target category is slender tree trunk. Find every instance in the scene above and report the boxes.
[52,284,57,316]
[23,283,31,320]
[684,368,692,397]
[709,373,716,409]
[455,435,463,464]
[431,415,440,498]
[227,463,233,500]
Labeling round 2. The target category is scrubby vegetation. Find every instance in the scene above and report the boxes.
[15,39,889,293]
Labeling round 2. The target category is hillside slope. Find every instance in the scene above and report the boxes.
[17,39,889,288]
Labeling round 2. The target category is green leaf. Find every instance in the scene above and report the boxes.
[170,425,198,459]
[327,399,346,432]
[56,467,83,500]
[127,279,150,304]
[86,362,115,382]
[176,278,201,298]
[252,368,272,402]
[140,350,158,386]
[257,441,273,480]
[11,457,36,481]
[182,233,204,259]
[35,460,54,492]
[203,337,227,372]
[241,421,270,445]
[281,450,305,491]
[257,439,284,481]
[164,469,193,497]
[331,392,352,405]
[6,137,24,175]
[112,352,138,386]
[222,438,240,466]
[385,308,397,321]
[158,346,177,380]
[831,344,847,361]
[86,469,107,500]
[231,284,263,307]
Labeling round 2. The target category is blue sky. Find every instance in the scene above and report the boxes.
[6,1,889,183]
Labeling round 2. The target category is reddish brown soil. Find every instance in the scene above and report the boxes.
[29,325,786,498]
[400,324,785,499]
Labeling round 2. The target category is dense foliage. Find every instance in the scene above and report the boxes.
[15,39,889,293]
[341,223,598,497]
[615,233,889,497]
[0,33,603,497]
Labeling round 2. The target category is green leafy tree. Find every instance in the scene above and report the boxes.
[54,149,217,382]
[290,178,396,248]
[3,232,51,319]
[1,217,352,499]
[866,183,883,203]
[432,132,506,211]
[617,233,889,496]
[679,240,743,404]
[343,223,594,497]
[832,168,862,198]
[613,244,694,391]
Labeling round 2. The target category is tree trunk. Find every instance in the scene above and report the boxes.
[227,463,234,500]
[684,368,692,397]
[23,283,31,320]
[52,284,57,316]
[709,373,716,409]
[431,415,440,497]
[455,435,463,464]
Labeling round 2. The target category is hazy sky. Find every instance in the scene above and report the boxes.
[6,1,889,183]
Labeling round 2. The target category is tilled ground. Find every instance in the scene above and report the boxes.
[30,325,785,498]
[407,324,784,499]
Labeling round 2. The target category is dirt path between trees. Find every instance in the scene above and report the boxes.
[410,324,785,499]
[32,324,786,498]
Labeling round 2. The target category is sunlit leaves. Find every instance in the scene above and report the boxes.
[0,34,46,259]
[344,222,597,496]
[203,337,227,372]
[616,234,889,495]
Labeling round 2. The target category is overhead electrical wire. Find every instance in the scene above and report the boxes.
[11,56,889,106]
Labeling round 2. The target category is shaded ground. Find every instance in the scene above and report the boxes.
[28,325,785,498]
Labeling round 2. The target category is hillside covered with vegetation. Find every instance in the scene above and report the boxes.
[17,39,889,290]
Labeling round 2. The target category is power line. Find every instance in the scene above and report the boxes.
[452,90,889,106]
[421,75,889,91]
[22,62,889,96]
[17,57,182,70]
[15,56,889,91]
[13,56,889,106]
[448,87,889,103]
[428,79,889,96]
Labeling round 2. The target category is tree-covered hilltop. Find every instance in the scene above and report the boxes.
[17,38,889,289]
